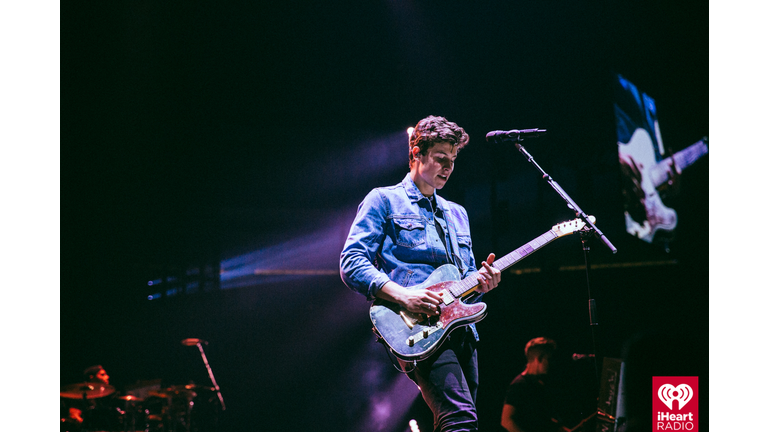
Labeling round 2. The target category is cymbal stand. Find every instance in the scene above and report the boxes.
[191,340,226,412]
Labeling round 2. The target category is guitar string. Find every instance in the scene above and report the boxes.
[448,230,558,298]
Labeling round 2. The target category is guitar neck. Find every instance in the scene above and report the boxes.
[650,139,708,188]
[673,139,708,171]
[450,229,559,298]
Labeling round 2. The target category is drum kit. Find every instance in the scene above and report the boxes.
[60,381,221,432]
[61,339,223,432]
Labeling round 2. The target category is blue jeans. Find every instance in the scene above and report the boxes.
[400,328,479,432]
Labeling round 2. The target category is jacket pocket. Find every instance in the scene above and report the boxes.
[456,234,473,268]
[392,217,426,248]
[392,269,415,288]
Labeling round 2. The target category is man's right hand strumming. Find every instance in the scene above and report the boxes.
[377,281,443,317]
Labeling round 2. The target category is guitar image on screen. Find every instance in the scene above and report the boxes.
[371,216,594,361]
[619,128,708,243]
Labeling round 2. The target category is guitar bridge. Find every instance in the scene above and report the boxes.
[406,321,443,345]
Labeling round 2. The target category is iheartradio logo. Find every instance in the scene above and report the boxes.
[658,383,694,409]
[652,377,698,432]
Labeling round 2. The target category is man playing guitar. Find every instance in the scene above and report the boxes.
[340,115,501,432]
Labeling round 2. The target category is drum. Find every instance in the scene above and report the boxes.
[113,395,148,432]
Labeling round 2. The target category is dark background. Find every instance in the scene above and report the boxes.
[62,1,708,431]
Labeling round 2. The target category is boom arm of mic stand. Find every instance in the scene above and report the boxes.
[548,177,617,253]
[515,142,617,254]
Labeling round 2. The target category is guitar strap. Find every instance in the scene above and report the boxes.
[438,197,465,275]
[428,195,455,268]
[440,196,481,342]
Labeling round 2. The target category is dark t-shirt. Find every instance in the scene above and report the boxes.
[504,373,560,432]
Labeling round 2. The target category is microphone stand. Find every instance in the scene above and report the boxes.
[512,137,617,383]
[515,141,616,254]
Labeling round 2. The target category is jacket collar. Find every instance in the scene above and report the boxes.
[402,173,446,212]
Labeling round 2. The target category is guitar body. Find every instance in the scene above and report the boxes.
[619,128,678,241]
[370,264,487,361]
[368,217,593,362]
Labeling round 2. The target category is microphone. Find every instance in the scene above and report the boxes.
[486,128,547,142]
[181,338,208,346]
[572,353,596,361]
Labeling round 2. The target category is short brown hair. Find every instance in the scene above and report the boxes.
[409,115,470,168]
[84,365,104,378]
[524,337,557,362]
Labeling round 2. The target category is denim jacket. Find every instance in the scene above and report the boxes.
[340,174,482,338]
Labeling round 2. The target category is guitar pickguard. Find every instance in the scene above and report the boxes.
[370,264,486,361]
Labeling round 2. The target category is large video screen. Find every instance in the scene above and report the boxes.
[614,74,708,244]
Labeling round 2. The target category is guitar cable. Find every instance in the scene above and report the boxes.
[373,327,418,374]
[385,346,417,374]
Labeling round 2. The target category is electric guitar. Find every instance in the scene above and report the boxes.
[370,216,595,361]
[619,128,708,242]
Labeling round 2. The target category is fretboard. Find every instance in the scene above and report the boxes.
[674,140,708,170]
[650,139,708,188]
[447,229,559,299]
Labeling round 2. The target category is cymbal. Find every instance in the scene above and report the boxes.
[182,384,215,392]
[117,395,144,402]
[60,382,116,399]
[149,386,197,399]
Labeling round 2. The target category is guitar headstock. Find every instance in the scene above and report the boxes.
[552,215,596,237]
